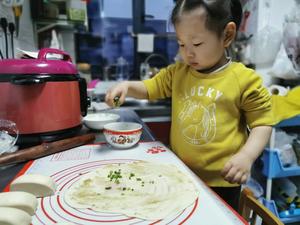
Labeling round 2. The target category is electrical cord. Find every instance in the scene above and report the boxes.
[8,22,15,58]
[0,49,3,59]
[0,18,8,58]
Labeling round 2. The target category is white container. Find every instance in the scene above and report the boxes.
[116,57,129,80]
[103,122,142,149]
[83,113,120,130]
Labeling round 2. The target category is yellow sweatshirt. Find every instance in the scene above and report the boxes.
[143,62,274,187]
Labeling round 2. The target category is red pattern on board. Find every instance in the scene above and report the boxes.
[147,146,167,154]
[104,129,142,135]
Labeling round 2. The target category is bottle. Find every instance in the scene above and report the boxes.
[116,56,129,80]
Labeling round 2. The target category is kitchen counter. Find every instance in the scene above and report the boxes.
[0,109,248,225]
[0,109,155,191]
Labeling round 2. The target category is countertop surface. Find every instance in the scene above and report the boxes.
[0,109,155,191]
[0,108,247,225]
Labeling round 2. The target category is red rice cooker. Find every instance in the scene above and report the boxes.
[0,48,88,146]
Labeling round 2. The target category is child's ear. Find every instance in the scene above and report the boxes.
[223,22,237,47]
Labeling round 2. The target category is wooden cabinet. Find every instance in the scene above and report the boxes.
[146,121,171,146]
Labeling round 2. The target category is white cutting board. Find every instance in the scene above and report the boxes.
[12,141,246,225]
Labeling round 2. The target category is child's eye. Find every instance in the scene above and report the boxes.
[193,43,203,47]
[178,44,185,48]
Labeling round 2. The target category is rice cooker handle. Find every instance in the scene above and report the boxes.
[78,77,88,117]
[38,48,72,62]
[11,76,46,85]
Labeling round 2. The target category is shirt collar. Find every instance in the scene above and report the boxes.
[209,57,232,74]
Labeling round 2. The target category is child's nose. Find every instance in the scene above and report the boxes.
[185,47,194,57]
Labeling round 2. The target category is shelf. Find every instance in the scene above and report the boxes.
[33,18,85,34]
[262,148,300,178]
[34,18,85,25]
[262,115,300,224]
[263,198,300,224]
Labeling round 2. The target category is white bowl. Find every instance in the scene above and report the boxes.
[83,113,120,130]
[103,122,142,149]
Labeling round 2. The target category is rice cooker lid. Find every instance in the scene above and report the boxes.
[0,48,77,75]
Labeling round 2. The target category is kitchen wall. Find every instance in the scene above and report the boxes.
[0,0,35,58]
[1,0,296,86]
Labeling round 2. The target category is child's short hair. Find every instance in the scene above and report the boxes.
[171,0,242,37]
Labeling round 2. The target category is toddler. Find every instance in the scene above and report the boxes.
[106,0,274,210]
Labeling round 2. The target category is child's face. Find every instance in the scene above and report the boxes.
[175,7,228,72]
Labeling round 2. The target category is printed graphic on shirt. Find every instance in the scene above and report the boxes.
[178,86,222,146]
[191,86,223,101]
[178,100,216,145]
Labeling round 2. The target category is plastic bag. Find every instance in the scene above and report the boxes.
[0,119,19,155]
[274,130,298,167]
[274,130,296,148]
[250,25,282,65]
[268,43,300,80]
[276,144,298,167]
[270,1,300,79]
[283,21,300,71]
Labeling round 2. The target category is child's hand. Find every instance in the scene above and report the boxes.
[221,152,252,184]
[105,82,129,107]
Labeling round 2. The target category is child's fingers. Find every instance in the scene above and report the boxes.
[221,161,232,177]
[240,174,248,184]
[223,166,238,183]
[224,164,249,184]
[105,91,115,107]
[105,87,123,107]
[118,93,126,106]
[231,171,243,184]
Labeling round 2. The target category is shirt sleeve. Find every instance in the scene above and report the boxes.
[142,64,175,100]
[239,71,275,128]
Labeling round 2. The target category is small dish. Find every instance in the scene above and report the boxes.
[103,122,142,149]
[83,113,120,130]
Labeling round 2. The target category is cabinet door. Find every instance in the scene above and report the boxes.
[146,121,171,146]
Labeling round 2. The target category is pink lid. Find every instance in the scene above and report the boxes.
[0,48,77,75]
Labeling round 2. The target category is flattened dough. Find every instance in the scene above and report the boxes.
[0,191,38,215]
[10,174,56,197]
[0,207,32,225]
[65,161,199,220]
